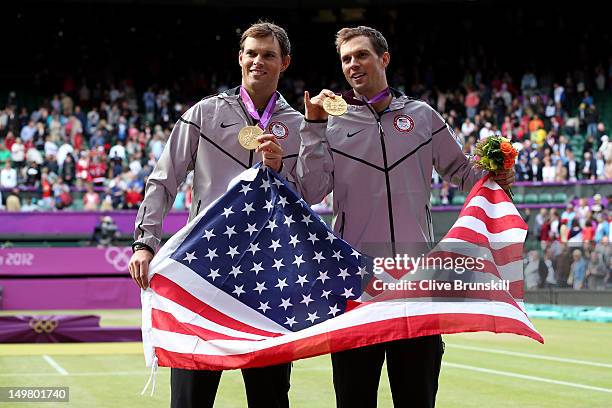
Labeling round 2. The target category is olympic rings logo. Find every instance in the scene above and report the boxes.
[105,247,132,271]
[29,318,59,334]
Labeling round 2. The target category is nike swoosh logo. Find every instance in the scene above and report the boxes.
[220,122,239,128]
[347,129,364,138]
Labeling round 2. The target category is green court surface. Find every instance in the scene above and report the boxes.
[0,310,611,407]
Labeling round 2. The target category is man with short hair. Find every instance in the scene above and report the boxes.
[129,22,303,408]
[297,26,514,407]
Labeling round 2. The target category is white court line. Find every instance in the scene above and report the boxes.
[4,363,612,394]
[443,362,612,394]
[447,344,612,368]
[42,355,68,376]
[1,370,150,377]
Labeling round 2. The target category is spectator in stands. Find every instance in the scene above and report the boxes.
[530,156,542,181]
[595,213,609,243]
[540,213,552,243]
[109,139,126,162]
[42,153,59,177]
[21,197,38,212]
[599,135,612,161]
[554,243,572,287]
[149,132,165,160]
[568,218,583,242]
[541,157,555,182]
[543,247,557,288]
[24,162,40,186]
[565,149,579,181]
[586,105,599,138]
[439,180,455,205]
[535,208,547,237]
[576,198,590,222]
[581,151,597,180]
[556,135,569,161]
[549,209,560,241]
[583,134,595,155]
[83,183,100,211]
[582,215,596,242]
[60,153,76,185]
[20,120,36,144]
[123,183,143,210]
[5,188,21,212]
[39,172,53,207]
[568,249,587,289]
[586,251,608,290]
[595,236,612,280]
[524,250,545,289]
[521,69,538,96]
[53,178,73,210]
[56,138,75,169]
[464,87,479,119]
[0,142,10,164]
[461,117,476,138]
[595,151,605,179]
[0,160,17,188]
[11,137,25,170]
[89,128,105,149]
[592,194,604,214]
[89,154,107,185]
[26,142,43,166]
[554,160,568,181]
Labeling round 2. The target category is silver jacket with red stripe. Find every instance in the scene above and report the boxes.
[296,89,486,254]
[134,87,303,252]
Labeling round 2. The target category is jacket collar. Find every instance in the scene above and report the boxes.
[220,85,289,113]
[343,87,413,111]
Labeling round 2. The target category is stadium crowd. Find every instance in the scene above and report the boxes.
[0,59,611,214]
[522,195,612,290]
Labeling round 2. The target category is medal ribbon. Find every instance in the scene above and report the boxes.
[364,87,391,104]
[240,86,278,130]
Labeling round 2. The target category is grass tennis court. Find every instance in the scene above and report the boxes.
[1,310,611,407]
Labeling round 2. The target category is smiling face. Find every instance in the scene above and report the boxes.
[339,35,390,98]
[239,35,290,94]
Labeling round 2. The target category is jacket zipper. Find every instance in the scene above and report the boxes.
[425,205,434,242]
[137,206,147,239]
[365,103,396,255]
[339,211,346,239]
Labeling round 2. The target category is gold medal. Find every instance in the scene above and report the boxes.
[238,125,264,150]
[323,96,348,116]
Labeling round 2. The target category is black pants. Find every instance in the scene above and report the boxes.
[170,363,291,408]
[332,336,444,408]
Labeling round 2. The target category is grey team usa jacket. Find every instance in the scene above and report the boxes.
[296,89,486,254]
[133,87,304,252]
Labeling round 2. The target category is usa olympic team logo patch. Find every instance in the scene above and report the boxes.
[268,122,289,140]
[393,114,414,133]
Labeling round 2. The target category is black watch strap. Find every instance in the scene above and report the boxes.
[132,242,154,256]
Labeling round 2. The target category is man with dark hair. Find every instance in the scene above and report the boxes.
[129,22,303,408]
[297,25,515,407]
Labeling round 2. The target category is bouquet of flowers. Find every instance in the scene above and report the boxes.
[472,136,518,198]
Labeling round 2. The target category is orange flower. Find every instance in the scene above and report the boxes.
[503,156,515,170]
[500,141,514,156]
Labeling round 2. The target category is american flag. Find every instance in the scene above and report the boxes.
[141,168,542,371]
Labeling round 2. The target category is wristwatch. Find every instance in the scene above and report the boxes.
[132,242,154,256]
